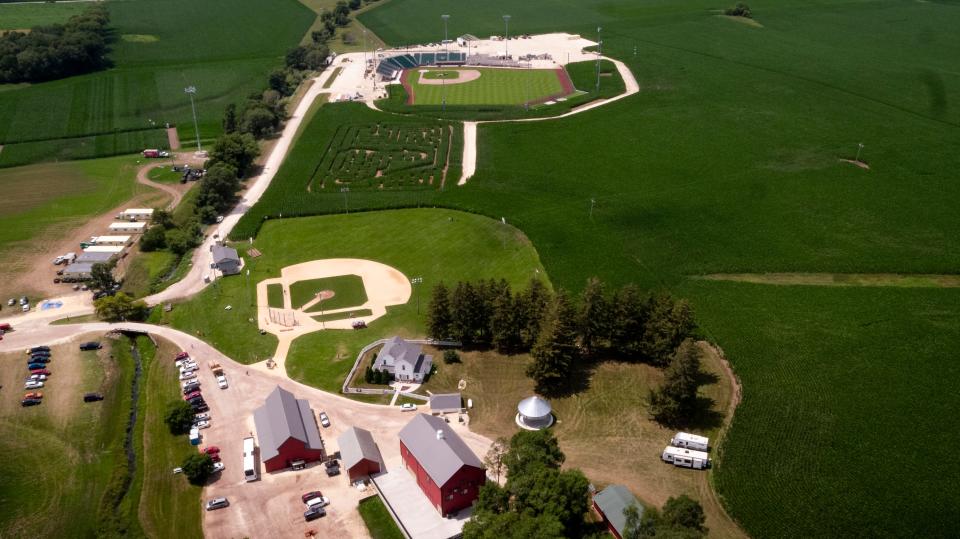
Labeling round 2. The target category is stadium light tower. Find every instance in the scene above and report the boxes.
[184,86,201,152]
[442,14,450,43]
[596,26,602,93]
[503,15,511,58]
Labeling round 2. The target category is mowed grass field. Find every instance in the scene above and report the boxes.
[270,0,960,536]
[162,208,549,393]
[407,67,566,105]
[290,275,368,312]
[0,0,313,166]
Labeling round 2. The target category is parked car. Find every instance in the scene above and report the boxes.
[319,412,330,428]
[179,372,197,381]
[22,304,29,312]
[28,374,47,381]
[182,383,201,395]
[29,353,51,361]
[183,390,202,401]
[305,496,329,509]
[202,445,220,455]
[324,461,340,477]
[24,391,43,399]
[19,296,28,306]
[21,398,42,407]
[191,403,209,413]
[84,393,105,402]
[30,369,52,376]
[216,375,228,389]
[176,352,190,361]
[400,403,417,411]
[195,420,211,430]
[212,462,225,472]
[194,412,210,421]
[187,397,206,407]
[27,364,47,371]
[24,381,44,390]
[79,341,102,351]
[205,497,229,511]
[7,298,15,307]
[0,322,12,331]
[301,491,323,503]
[303,506,326,521]
[28,346,50,354]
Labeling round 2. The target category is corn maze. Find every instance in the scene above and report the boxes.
[308,122,457,191]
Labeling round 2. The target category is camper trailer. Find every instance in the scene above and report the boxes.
[670,432,709,452]
[661,446,710,470]
[243,436,259,482]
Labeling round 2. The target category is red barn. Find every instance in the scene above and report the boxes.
[399,414,485,516]
[253,386,325,472]
[338,426,384,482]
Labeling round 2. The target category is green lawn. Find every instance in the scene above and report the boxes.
[358,496,405,539]
[121,250,179,298]
[0,2,87,29]
[408,68,567,105]
[267,283,284,308]
[291,275,368,311]
[167,209,549,394]
[313,307,372,322]
[148,165,185,184]
[271,0,960,535]
[322,67,344,89]
[0,0,314,166]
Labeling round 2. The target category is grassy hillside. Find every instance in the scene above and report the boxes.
[248,0,960,535]
[0,0,314,166]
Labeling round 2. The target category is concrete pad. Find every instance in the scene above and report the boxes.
[373,460,473,539]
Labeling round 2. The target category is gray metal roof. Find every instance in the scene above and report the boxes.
[63,262,94,275]
[518,396,552,419]
[253,386,324,462]
[594,485,644,537]
[398,414,483,487]
[211,245,239,263]
[76,251,114,263]
[429,393,462,412]
[337,426,384,472]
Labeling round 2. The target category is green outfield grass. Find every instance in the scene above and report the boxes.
[290,275,368,312]
[0,2,87,29]
[0,0,313,166]
[254,0,960,535]
[408,67,566,105]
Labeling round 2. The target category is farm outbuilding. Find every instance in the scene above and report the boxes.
[108,221,147,233]
[76,251,116,264]
[516,395,554,430]
[83,245,125,254]
[89,235,132,246]
[211,245,241,276]
[62,262,94,279]
[429,393,462,414]
[253,386,326,472]
[399,414,485,516]
[593,485,644,539]
[118,208,154,221]
[337,426,384,482]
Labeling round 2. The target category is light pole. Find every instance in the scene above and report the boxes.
[184,86,201,152]
[503,15,511,58]
[596,27,602,93]
[856,143,864,162]
[442,14,450,53]
[341,187,350,213]
[411,276,423,314]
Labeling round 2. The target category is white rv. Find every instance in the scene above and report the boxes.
[243,436,259,482]
[670,432,709,452]
[662,446,710,470]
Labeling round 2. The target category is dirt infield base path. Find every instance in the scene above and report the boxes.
[255,258,412,371]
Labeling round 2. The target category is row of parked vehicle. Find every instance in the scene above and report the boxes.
[302,490,330,521]
[175,352,226,476]
[22,345,52,405]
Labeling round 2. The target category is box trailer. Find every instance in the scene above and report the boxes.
[661,446,710,470]
[670,432,709,452]
[243,436,259,482]
[108,221,147,233]
[89,235,131,246]
[118,208,154,221]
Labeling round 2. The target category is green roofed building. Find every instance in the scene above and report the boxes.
[593,484,644,539]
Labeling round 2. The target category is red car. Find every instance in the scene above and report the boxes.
[183,390,202,401]
[201,446,220,455]
[301,491,322,503]
[175,352,190,361]
[209,453,222,462]
[30,369,51,376]
[0,323,12,331]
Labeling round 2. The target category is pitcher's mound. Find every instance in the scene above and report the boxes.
[317,290,335,300]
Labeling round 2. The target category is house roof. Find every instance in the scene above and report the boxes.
[594,485,644,537]
[63,262,94,275]
[253,386,324,462]
[338,426,384,472]
[518,395,552,419]
[399,414,483,487]
[381,337,421,365]
[212,245,239,263]
[429,393,462,412]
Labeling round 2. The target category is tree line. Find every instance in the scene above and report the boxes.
[0,5,111,83]
[467,429,708,538]
[427,278,696,392]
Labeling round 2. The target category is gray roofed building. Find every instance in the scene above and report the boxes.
[211,245,241,275]
[76,251,115,264]
[593,485,644,539]
[429,393,462,414]
[399,414,483,487]
[253,386,325,472]
[373,337,433,383]
[62,262,95,278]
[338,426,384,481]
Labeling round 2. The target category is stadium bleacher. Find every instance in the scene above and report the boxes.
[375,51,467,80]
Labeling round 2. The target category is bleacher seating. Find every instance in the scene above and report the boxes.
[375,51,467,79]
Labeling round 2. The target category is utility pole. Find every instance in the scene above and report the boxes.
[596,27,602,93]
[341,187,350,213]
[184,86,201,152]
[503,15,511,58]
[411,276,423,314]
